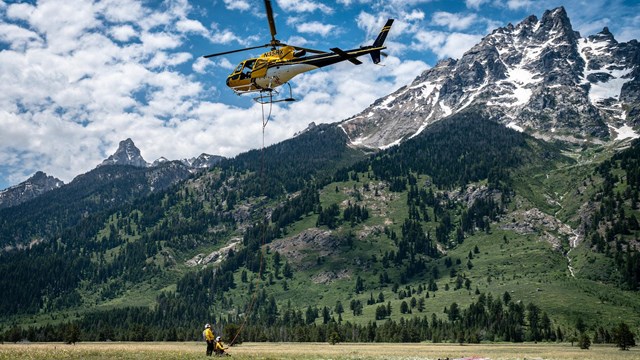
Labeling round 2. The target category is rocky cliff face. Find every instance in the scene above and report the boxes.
[340,7,640,148]
[99,138,149,168]
[0,171,64,209]
[182,153,225,169]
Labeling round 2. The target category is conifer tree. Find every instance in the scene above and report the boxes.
[613,322,636,350]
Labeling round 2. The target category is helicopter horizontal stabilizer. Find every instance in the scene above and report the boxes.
[330,47,363,65]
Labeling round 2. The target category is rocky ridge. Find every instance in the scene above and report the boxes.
[0,171,64,209]
[1,139,226,209]
[340,7,640,149]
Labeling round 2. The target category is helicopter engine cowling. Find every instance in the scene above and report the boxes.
[293,49,306,57]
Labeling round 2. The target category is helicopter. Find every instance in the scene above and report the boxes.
[203,0,393,103]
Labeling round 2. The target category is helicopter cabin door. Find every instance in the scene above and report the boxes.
[251,59,268,79]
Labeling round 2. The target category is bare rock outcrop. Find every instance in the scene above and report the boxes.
[311,269,351,284]
[185,238,241,267]
[501,208,575,250]
[268,228,342,266]
[447,184,503,208]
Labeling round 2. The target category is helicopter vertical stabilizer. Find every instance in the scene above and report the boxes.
[370,19,394,64]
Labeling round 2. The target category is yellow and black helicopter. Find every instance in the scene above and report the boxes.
[203,0,393,103]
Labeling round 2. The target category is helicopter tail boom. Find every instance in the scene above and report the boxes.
[370,19,394,64]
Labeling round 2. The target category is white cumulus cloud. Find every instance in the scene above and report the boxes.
[413,30,482,59]
[506,0,534,10]
[223,0,251,12]
[109,25,137,42]
[0,23,42,49]
[296,21,336,37]
[277,0,333,14]
[465,0,490,10]
[176,19,209,35]
[432,11,478,31]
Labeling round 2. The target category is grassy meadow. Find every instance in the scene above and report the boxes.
[0,342,638,360]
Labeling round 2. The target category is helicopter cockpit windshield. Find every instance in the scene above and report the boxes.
[234,59,256,79]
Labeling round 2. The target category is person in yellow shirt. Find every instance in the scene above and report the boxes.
[214,336,229,356]
[203,323,215,356]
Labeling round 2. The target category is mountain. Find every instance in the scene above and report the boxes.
[2,6,640,345]
[99,139,226,172]
[151,156,170,167]
[0,171,63,210]
[0,161,194,248]
[99,138,149,167]
[181,153,225,169]
[3,110,639,342]
[341,6,640,148]
[0,139,197,248]
[0,139,227,211]
[151,154,225,169]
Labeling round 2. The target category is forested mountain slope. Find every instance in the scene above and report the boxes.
[0,161,192,249]
[1,112,638,345]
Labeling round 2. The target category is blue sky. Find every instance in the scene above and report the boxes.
[1,0,639,190]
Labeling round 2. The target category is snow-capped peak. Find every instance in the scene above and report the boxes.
[340,6,639,149]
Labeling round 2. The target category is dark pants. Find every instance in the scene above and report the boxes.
[206,341,214,356]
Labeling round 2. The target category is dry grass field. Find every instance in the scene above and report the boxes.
[0,342,638,360]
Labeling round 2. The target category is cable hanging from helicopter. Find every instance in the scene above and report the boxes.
[203,0,393,107]
[200,0,394,346]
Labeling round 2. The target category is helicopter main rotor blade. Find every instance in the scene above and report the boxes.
[292,45,328,54]
[203,44,269,58]
[264,0,278,43]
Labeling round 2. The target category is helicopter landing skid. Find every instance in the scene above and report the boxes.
[253,83,296,104]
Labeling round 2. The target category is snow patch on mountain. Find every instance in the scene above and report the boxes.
[380,138,402,150]
[611,124,640,140]
[507,122,525,132]
[507,67,538,104]
[587,68,633,103]
[579,36,634,106]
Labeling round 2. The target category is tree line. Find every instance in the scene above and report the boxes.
[2,291,635,350]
